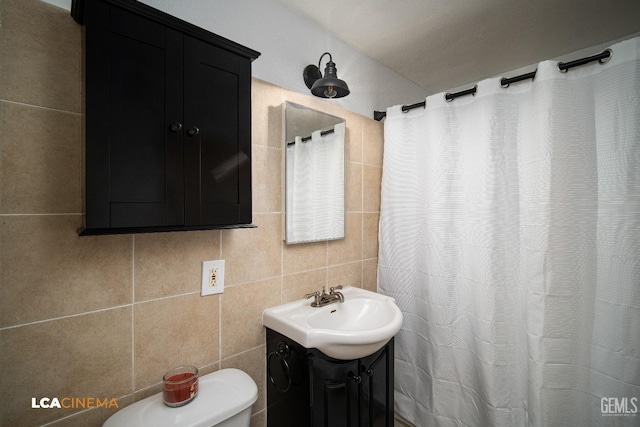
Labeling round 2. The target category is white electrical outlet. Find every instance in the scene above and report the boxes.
[201,260,225,296]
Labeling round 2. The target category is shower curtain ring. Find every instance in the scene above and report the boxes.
[599,48,613,64]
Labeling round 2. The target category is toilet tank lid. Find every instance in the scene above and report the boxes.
[103,368,258,427]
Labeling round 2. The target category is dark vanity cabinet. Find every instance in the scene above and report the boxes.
[266,328,395,427]
[72,0,260,235]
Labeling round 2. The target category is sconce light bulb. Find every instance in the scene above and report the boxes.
[324,86,336,98]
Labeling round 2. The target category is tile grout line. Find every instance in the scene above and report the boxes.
[131,235,136,393]
[280,219,285,305]
[361,125,366,288]
[219,292,223,364]
[0,289,208,331]
[219,230,223,364]
[324,241,329,291]
[0,303,133,331]
[0,213,83,216]
[0,98,82,115]
[219,342,265,363]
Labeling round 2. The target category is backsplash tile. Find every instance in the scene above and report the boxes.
[222,213,282,286]
[0,307,132,426]
[363,212,381,259]
[0,0,82,113]
[134,230,221,301]
[221,278,281,358]
[363,258,379,293]
[282,268,327,304]
[282,239,327,275]
[363,164,383,212]
[328,213,363,265]
[0,101,82,214]
[363,118,384,167]
[0,215,132,328]
[345,111,364,163]
[328,261,363,289]
[251,144,282,214]
[134,293,220,389]
[346,161,364,213]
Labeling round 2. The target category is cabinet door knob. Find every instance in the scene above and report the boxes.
[169,122,183,133]
[187,126,200,137]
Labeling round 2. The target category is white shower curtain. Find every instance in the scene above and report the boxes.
[378,37,640,427]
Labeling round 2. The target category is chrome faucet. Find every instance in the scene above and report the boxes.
[304,285,345,307]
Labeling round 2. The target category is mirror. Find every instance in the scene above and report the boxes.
[283,102,345,244]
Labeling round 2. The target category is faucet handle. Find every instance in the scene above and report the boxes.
[304,290,322,307]
[304,291,321,299]
[329,285,343,293]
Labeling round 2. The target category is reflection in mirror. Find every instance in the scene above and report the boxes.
[283,102,345,244]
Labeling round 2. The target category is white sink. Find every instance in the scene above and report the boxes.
[262,287,403,360]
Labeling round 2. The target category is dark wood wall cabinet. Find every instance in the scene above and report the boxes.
[266,328,395,427]
[72,0,260,235]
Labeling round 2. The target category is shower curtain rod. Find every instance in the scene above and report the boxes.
[286,128,335,146]
[373,48,612,121]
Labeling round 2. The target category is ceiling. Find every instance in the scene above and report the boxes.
[275,0,640,94]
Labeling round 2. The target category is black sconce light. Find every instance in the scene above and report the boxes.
[303,52,350,99]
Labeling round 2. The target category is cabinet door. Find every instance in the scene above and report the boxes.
[360,340,395,427]
[84,2,184,229]
[310,355,360,427]
[266,332,311,427]
[183,36,252,226]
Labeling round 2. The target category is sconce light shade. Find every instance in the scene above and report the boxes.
[303,52,350,99]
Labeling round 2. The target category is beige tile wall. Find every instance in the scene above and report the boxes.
[0,0,383,426]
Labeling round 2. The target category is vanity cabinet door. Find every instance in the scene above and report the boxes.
[309,355,360,427]
[360,339,395,427]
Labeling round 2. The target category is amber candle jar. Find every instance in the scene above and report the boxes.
[162,366,199,407]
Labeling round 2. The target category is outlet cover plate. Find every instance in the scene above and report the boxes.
[201,260,225,296]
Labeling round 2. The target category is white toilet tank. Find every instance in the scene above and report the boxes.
[103,368,258,427]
